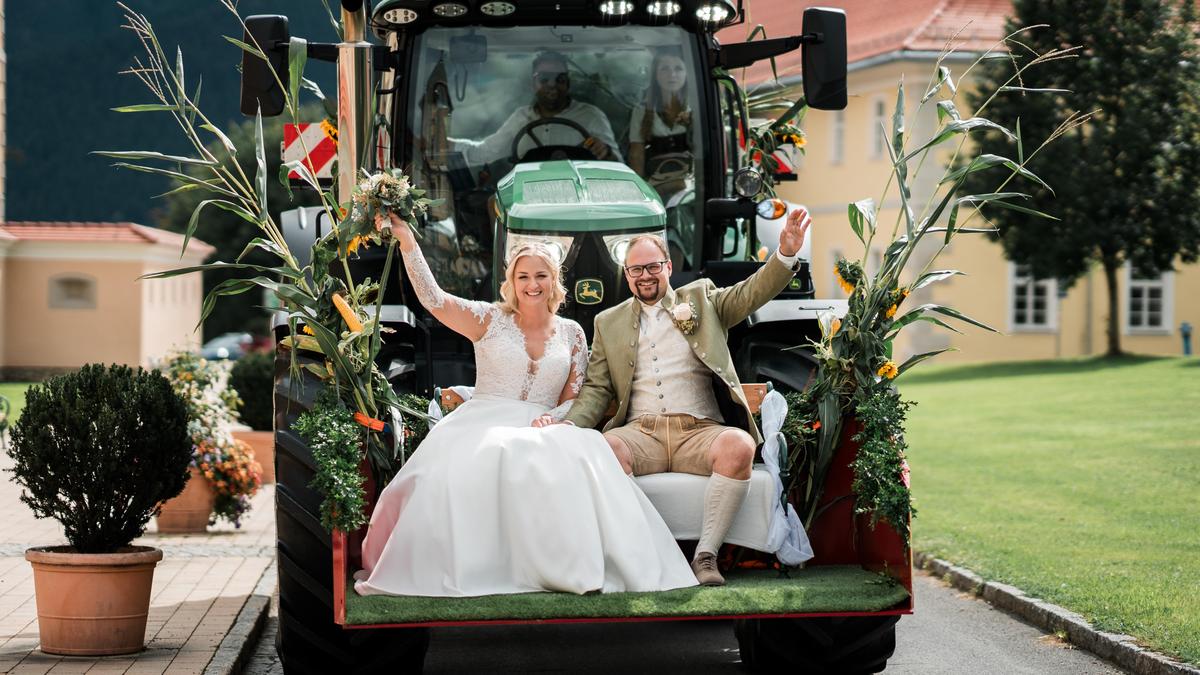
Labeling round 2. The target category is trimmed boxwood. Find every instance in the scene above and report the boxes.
[6,364,192,553]
[230,350,273,431]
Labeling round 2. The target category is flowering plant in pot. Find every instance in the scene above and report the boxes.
[6,364,192,655]
[158,350,262,531]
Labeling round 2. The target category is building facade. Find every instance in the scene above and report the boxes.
[0,222,214,379]
[728,0,1198,363]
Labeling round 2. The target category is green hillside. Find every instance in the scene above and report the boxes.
[6,1,337,225]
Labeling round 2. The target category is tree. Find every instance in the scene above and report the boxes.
[157,107,325,339]
[965,0,1200,356]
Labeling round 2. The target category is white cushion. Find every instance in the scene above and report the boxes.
[635,466,775,552]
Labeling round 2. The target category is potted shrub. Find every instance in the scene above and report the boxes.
[230,349,275,483]
[7,364,192,655]
[157,351,262,532]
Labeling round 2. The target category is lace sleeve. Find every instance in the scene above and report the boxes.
[401,244,496,339]
[547,321,590,421]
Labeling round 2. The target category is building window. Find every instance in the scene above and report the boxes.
[1125,264,1172,333]
[49,275,97,310]
[1009,263,1056,331]
[871,98,888,159]
[831,110,844,165]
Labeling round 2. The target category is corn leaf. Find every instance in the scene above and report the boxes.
[254,109,268,214]
[897,348,954,376]
[92,150,215,166]
[936,100,961,123]
[288,38,308,110]
[887,313,963,339]
[223,35,265,60]
[921,66,955,103]
[941,154,1053,194]
[110,103,191,113]
[901,118,1015,163]
[912,269,964,290]
[142,261,302,281]
[847,198,876,244]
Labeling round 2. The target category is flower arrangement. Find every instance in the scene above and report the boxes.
[103,5,432,532]
[781,33,1082,547]
[670,301,698,335]
[160,351,261,527]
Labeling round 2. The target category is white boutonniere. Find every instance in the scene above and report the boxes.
[670,300,699,335]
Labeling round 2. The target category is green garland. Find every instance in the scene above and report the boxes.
[294,392,370,533]
[850,388,915,546]
[294,391,439,533]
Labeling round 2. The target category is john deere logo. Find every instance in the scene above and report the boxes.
[575,278,604,305]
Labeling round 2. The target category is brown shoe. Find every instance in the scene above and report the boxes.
[691,552,725,586]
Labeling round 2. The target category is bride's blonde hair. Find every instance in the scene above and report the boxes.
[499,243,567,315]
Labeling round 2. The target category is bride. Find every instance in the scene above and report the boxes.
[354,213,697,597]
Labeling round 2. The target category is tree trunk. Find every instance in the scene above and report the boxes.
[1103,259,1123,357]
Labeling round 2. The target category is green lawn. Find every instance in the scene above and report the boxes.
[901,355,1200,665]
[0,382,33,428]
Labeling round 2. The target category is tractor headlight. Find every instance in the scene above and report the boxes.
[505,233,576,267]
[603,231,667,268]
[695,0,735,25]
[647,1,681,17]
[733,167,764,198]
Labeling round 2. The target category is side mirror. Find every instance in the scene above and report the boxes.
[802,8,847,111]
[239,15,290,117]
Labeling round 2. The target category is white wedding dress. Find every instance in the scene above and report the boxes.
[353,248,697,597]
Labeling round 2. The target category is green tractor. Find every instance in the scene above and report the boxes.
[245,1,909,672]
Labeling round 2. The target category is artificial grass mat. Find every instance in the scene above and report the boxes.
[345,565,908,624]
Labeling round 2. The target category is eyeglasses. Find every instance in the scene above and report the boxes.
[533,72,569,86]
[624,260,669,277]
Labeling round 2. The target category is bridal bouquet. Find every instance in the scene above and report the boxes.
[342,169,432,255]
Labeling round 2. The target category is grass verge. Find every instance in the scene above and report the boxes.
[0,382,33,426]
[901,355,1199,665]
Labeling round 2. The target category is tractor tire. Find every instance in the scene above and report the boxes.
[734,616,899,674]
[273,342,430,674]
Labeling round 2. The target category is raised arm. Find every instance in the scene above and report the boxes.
[391,213,496,341]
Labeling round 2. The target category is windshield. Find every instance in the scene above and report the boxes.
[406,25,707,300]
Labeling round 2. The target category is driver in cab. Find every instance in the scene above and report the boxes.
[463,50,622,165]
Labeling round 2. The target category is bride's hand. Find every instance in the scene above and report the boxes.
[378,211,415,250]
[531,414,557,428]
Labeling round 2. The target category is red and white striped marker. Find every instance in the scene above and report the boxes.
[282,123,336,181]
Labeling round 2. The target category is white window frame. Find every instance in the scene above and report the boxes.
[871,96,888,160]
[1008,262,1057,332]
[1123,263,1173,335]
[830,110,844,165]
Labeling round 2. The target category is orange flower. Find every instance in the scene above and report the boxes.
[877,361,899,379]
[302,325,314,336]
[835,269,855,295]
[812,421,822,430]
[885,304,898,319]
[831,318,842,335]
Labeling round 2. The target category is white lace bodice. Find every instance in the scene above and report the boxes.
[474,313,587,416]
[402,245,589,418]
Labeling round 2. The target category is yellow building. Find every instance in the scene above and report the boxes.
[0,222,214,380]
[732,0,1198,363]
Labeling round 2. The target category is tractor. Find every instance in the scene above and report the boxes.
[241,1,911,672]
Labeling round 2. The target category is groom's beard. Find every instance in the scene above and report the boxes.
[635,278,666,303]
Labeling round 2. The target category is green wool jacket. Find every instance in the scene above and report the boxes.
[565,255,797,444]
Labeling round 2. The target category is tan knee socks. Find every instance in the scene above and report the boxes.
[696,472,750,558]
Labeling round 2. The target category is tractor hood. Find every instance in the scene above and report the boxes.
[495,160,666,233]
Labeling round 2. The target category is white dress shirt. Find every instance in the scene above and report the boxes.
[463,100,622,165]
[626,250,801,421]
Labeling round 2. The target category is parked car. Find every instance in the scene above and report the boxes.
[199,332,253,361]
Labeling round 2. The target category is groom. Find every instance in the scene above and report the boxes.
[562,208,811,585]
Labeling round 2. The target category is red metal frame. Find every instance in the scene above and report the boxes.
[331,419,914,628]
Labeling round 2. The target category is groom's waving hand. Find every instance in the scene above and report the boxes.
[564,208,810,587]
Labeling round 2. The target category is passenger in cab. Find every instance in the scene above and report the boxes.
[463,50,622,165]
[628,50,694,201]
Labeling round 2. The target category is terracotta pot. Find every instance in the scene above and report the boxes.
[232,429,274,484]
[25,546,162,656]
[155,467,214,533]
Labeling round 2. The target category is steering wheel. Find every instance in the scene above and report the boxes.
[509,117,598,163]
